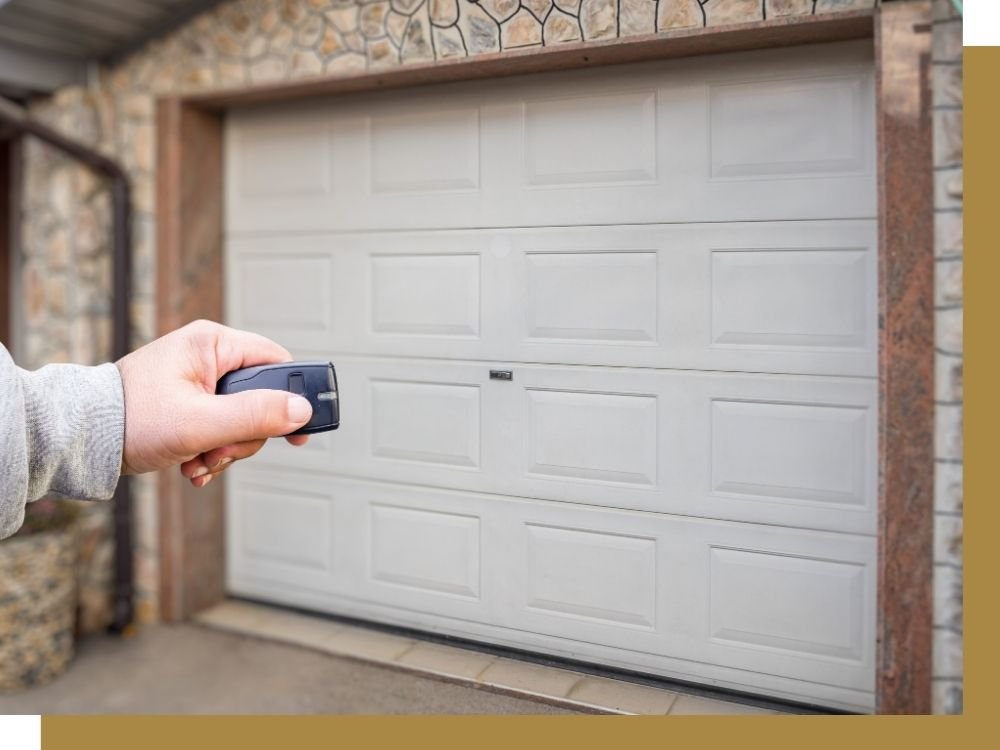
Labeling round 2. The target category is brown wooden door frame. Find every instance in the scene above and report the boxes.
[155,4,934,713]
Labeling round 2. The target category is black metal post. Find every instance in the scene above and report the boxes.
[0,96,134,633]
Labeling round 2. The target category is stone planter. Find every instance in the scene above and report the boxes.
[0,526,79,692]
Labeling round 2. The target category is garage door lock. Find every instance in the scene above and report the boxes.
[489,369,513,381]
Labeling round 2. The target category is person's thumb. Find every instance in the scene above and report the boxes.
[189,389,313,450]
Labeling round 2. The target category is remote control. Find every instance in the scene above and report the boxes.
[216,360,340,435]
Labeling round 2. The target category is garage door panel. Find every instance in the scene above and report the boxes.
[520,89,659,188]
[710,248,870,350]
[523,523,657,630]
[253,357,875,534]
[675,522,876,692]
[708,547,866,662]
[229,221,876,377]
[710,399,869,508]
[369,378,482,469]
[226,41,875,234]
[227,250,336,351]
[227,474,347,595]
[707,74,867,180]
[342,478,497,621]
[226,104,341,233]
[228,471,875,697]
[369,503,481,600]
[370,253,481,338]
[523,250,659,344]
[524,387,659,487]
[509,498,875,692]
[368,106,482,195]
[508,222,876,375]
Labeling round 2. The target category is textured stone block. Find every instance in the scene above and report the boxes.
[401,15,434,62]
[933,562,963,630]
[319,26,346,56]
[580,0,616,40]
[933,108,963,167]
[932,679,963,714]
[547,7,584,43]
[815,0,876,11]
[658,0,702,30]
[327,50,367,71]
[933,627,963,679]
[935,258,963,307]
[933,0,962,22]
[502,9,543,48]
[932,62,963,109]
[935,403,963,461]
[295,13,325,46]
[704,0,762,26]
[387,10,408,46]
[429,0,458,26]
[360,2,389,38]
[481,0,520,23]
[934,514,963,567]
[767,0,813,18]
[326,5,360,32]
[620,0,657,37]
[459,1,501,54]
[433,24,467,57]
[524,0,554,20]
[935,350,963,403]
[935,167,963,209]
[249,56,287,83]
[934,210,962,258]
[933,20,962,63]
[936,306,963,355]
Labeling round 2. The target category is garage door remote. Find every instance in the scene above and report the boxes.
[216,360,340,435]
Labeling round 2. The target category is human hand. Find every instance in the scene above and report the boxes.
[115,320,313,487]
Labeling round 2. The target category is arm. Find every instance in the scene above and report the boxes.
[1,320,314,541]
[0,344,123,539]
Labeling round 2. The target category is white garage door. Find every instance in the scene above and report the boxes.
[224,41,878,712]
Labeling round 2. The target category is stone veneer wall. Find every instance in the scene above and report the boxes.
[18,0,967,713]
[929,0,962,716]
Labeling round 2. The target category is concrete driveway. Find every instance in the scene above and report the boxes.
[0,624,582,714]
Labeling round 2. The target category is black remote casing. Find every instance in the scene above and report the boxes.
[216,360,340,435]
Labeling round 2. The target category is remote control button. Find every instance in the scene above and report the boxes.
[288,373,305,395]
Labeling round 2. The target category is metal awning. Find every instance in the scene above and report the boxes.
[0,0,221,97]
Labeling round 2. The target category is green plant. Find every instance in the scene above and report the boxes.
[9,498,81,538]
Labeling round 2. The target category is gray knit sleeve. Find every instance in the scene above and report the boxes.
[1,344,124,540]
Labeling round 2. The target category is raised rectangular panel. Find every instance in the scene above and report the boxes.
[239,122,330,196]
[711,399,869,507]
[525,251,657,343]
[526,389,657,486]
[241,485,331,570]
[711,249,869,349]
[523,90,656,186]
[709,75,866,179]
[371,379,480,468]
[239,256,331,331]
[709,547,865,661]
[526,524,656,628]
[370,504,480,598]
[371,254,480,337]
[369,108,480,193]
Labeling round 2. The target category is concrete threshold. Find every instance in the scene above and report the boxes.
[194,599,786,716]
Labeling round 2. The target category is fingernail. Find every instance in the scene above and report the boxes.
[199,474,214,488]
[192,466,209,479]
[287,394,312,423]
[213,457,234,469]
